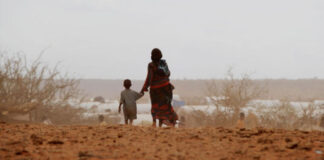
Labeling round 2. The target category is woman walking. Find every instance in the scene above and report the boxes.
[141,48,178,127]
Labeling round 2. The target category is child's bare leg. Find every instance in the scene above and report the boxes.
[125,119,128,125]
[130,119,133,125]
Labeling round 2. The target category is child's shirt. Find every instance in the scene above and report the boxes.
[120,89,143,110]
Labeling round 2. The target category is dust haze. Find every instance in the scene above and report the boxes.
[1,0,324,160]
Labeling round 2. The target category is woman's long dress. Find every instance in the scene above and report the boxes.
[141,61,178,122]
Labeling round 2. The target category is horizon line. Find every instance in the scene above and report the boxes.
[78,78,324,81]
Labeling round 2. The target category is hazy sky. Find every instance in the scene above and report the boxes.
[0,0,323,79]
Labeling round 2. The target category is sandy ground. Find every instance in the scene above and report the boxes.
[0,122,323,160]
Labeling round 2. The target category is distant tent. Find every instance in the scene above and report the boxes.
[93,96,105,103]
[172,94,185,107]
[172,100,185,107]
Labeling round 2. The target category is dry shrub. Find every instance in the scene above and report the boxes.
[257,100,299,129]
[180,68,322,130]
[206,68,266,118]
[77,113,121,125]
[320,115,324,128]
[298,102,319,129]
[185,68,265,128]
[254,100,322,130]
[0,52,83,123]
[35,105,86,124]
[209,109,236,127]
[181,96,207,105]
[180,100,323,130]
[178,107,236,128]
[185,110,210,127]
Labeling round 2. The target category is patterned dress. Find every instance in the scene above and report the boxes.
[142,61,178,122]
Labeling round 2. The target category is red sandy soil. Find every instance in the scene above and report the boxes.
[0,122,323,160]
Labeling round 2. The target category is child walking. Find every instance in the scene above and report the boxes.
[119,79,143,125]
[235,112,245,129]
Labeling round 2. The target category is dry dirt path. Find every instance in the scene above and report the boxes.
[0,123,323,160]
